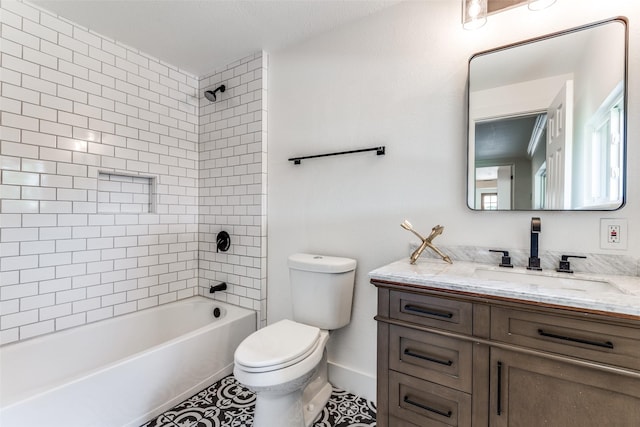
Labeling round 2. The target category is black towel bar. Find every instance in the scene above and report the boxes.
[288,146,385,165]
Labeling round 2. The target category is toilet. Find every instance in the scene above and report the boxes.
[233,253,357,427]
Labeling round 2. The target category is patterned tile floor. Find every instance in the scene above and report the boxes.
[141,375,377,427]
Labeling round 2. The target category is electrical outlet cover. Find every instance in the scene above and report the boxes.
[607,225,621,243]
[600,218,627,249]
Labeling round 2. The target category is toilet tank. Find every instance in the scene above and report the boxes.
[288,253,357,330]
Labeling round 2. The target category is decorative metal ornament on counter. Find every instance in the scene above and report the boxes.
[401,220,452,265]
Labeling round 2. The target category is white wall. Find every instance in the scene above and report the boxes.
[268,0,640,401]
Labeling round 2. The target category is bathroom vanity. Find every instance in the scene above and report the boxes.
[370,259,640,427]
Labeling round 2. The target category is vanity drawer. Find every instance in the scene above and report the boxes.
[390,324,472,393]
[491,307,640,370]
[388,416,424,427]
[389,370,471,427]
[390,291,473,334]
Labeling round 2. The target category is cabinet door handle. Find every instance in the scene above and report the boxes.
[403,396,452,418]
[497,361,503,416]
[404,349,453,366]
[404,304,453,319]
[537,329,614,349]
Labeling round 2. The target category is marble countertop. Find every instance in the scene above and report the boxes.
[369,258,640,319]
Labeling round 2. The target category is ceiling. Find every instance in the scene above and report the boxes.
[31,0,402,77]
[475,114,541,161]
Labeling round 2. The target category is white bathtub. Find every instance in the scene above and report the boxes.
[0,296,256,427]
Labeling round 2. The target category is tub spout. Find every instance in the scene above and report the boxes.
[210,282,227,293]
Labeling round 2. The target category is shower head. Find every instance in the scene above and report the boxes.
[204,84,226,102]
[204,90,217,102]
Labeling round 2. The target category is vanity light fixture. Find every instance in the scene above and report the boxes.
[462,0,487,30]
[528,0,556,11]
[463,0,557,30]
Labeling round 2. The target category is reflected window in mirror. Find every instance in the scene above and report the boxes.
[481,193,498,210]
[586,84,624,209]
[467,17,628,211]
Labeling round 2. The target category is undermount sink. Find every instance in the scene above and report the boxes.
[472,268,624,294]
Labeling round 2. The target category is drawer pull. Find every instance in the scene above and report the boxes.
[497,361,503,416]
[404,348,453,366]
[404,304,454,319]
[537,329,614,349]
[404,396,453,418]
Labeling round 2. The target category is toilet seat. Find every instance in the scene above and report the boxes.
[234,327,329,391]
[235,319,321,373]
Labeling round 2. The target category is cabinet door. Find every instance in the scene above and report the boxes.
[490,348,640,427]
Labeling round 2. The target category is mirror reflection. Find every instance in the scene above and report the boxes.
[467,18,627,211]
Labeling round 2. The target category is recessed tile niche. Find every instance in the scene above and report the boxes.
[97,172,156,214]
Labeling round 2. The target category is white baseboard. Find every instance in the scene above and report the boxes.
[327,361,377,404]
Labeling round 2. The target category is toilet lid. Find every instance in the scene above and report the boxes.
[235,319,321,372]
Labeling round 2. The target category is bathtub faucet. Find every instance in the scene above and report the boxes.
[209,282,227,293]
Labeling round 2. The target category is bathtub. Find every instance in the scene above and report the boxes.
[0,296,256,427]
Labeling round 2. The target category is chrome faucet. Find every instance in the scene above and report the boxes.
[401,220,452,265]
[527,217,542,270]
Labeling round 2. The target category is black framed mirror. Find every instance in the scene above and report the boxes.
[467,17,628,211]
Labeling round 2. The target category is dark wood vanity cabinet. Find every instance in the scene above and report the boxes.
[374,284,640,427]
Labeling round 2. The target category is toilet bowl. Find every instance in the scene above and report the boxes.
[234,319,331,427]
[233,253,357,427]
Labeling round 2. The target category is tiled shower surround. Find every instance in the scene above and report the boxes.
[198,54,268,328]
[0,0,267,345]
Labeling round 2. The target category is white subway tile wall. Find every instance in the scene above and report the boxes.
[198,52,268,328]
[0,0,266,344]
